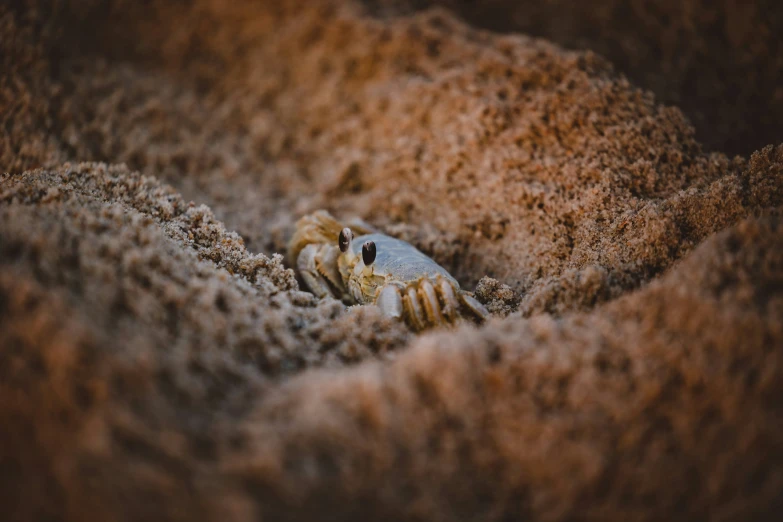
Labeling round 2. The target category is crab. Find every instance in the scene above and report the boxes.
[288,210,489,331]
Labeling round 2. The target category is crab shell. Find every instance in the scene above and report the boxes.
[288,211,489,331]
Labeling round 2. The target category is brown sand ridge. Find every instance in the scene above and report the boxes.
[1,1,782,520]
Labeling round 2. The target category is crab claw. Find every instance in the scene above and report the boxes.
[377,284,404,319]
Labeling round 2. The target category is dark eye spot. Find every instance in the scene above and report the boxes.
[362,241,376,266]
[339,228,352,252]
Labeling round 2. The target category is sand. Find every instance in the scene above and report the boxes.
[1,1,782,520]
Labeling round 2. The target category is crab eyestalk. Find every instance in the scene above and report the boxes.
[338,227,352,253]
[361,240,376,265]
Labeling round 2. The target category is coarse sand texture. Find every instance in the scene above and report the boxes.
[1,1,782,521]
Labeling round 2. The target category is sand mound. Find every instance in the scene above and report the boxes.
[1,1,782,520]
[369,0,783,156]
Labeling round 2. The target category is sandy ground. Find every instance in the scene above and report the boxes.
[1,1,782,520]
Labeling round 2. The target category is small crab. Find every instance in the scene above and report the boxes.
[288,210,489,330]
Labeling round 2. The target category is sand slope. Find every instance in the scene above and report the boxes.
[1,1,782,520]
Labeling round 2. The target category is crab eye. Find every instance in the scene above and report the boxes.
[338,227,352,253]
[362,240,376,266]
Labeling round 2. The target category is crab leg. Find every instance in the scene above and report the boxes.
[377,284,404,319]
[437,277,460,323]
[459,292,490,322]
[296,244,335,299]
[419,279,445,326]
[378,283,434,330]
[436,277,489,323]
[396,277,491,330]
[404,286,427,331]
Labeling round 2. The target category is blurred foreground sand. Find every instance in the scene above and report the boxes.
[1,1,782,520]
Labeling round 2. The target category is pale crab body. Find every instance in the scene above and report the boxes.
[343,233,458,302]
[288,211,489,331]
